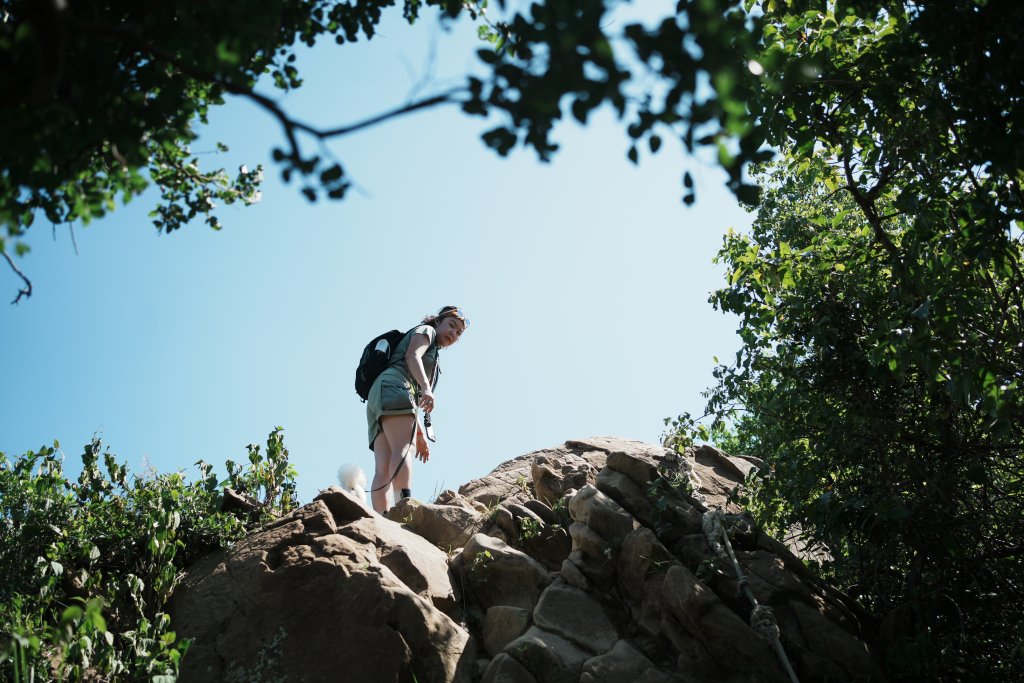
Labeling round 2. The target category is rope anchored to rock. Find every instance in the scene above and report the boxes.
[703,509,800,683]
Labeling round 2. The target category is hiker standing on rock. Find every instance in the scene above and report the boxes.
[364,306,468,513]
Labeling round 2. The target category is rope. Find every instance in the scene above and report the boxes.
[703,509,800,683]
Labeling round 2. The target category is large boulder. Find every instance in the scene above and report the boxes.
[689,444,759,512]
[568,485,638,546]
[661,564,785,680]
[481,654,538,683]
[339,515,459,615]
[170,493,474,683]
[503,626,592,683]
[459,453,541,506]
[566,521,616,588]
[580,640,664,683]
[459,441,610,508]
[387,496,485,550]
[450,533,552,612]
[483,606,533,657]
[531,453,600,507]
[532,583,618,654]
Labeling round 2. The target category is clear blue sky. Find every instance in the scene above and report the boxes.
[0,4,753,503]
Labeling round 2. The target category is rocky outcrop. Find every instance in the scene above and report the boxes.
[171,437,885,683]
[169,490,474,682]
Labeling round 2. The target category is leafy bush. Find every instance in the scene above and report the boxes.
[0,428,298,681]
[666,154,1024,680]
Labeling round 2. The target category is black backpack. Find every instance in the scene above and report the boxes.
[355,327,441,402]
[355,329,406,401]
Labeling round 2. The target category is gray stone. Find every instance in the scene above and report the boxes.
[568,485,638,546]
[494,506,518,539]
[264,498,338,537]
[580,639,656,683]
[507,502,545,526]
[504,626,591,683]
[522,499,558,525]
[606,450,660,488]
[634,669,678,683]
[451,533,551,611]
[338,516,458,615]
[484,606,532,657]
[660,495,705,535]
[559,557,590,590]
[688,445,751,513]
[693,444,757,481]
[434,488,473,506]
[482,653,539,683]
[170,500,473,683]
[564,437,661,463]
[532,453,599,507]
[386,496,484,550]
[220,487,263,518]
[669,534,713,570]
[729,550,811,606]
[617,528,677,636]
[483,525,511,544]
[500,503,572,570]
[661,625,721,680]
[661,565,785,681]
[313,485,374,524]
[178,437,886,683]
[459,453,538,506]
[789,600,886,682]
[596,467,660,529]
[568,522,616,587]
[533,583,618,654]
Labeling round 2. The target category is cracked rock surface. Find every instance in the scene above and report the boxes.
[170,493,473,683]
[171,437,885,683]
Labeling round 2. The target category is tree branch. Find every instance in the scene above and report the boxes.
[317,91,463,138]
[840,143,901,263]
[3,251,32,304]
[74,20,466,165]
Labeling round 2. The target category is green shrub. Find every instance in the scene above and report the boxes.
[0,428,298,681]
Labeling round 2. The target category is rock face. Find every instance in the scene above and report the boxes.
[171,437,885,683]
[169,489,474,682]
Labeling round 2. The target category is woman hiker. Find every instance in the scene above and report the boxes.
[366,306,469,513]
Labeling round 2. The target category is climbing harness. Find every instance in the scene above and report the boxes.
[703,509,801,683]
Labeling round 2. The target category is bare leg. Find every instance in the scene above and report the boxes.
[381,414,416,502]
[371,429,393,513]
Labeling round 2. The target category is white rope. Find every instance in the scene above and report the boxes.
[703,510,800,683]
[750,604,780,641]
[702,507,726,556]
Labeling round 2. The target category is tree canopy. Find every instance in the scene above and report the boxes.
[3,1,1022,296]
[664,1,1023,678]
[2,0,774,301]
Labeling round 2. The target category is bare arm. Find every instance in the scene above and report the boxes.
[405,333,435,411]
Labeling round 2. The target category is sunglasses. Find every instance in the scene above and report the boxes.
[438,307,470,327]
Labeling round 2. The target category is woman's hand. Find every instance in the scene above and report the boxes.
[415,424,431,462]
[418,388,435,413]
